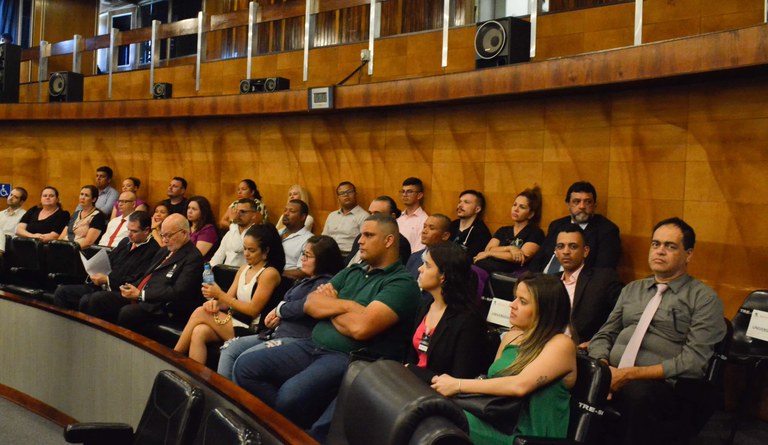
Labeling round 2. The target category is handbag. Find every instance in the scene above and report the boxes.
[452,393,526,435]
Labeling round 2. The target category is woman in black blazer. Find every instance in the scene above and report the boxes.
[407,242,492,380]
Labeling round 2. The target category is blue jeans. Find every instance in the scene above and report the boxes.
[217,335,300,380]
[232,339,349,428]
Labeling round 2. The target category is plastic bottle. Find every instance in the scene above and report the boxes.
[202,263,214,285]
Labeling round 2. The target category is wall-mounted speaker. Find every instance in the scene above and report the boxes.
[152,82,172,99]
[475,17,531,69]
[49,72,84,102]
[239,77,290,94]
[0,43,21,103]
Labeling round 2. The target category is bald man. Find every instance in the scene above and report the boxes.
[82,214,204,339]
[405,213,452,279]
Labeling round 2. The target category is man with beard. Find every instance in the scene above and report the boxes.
[529,181,621,274]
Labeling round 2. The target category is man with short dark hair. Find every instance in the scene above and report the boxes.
[321,181,369,256]
[91,166,119,216]
[210,199,258,267]
[0,187,27,256]
[397,177,429,253]
[554,224,623,343]
[589,217,726,445]
[161,177,189,215]
[55,211,160,311]
[530,181,621,273]
[344,196,411,266]
[281,199,312,279]
[233,213,421,439]
[449,189,492,259]
[405,213,452,278]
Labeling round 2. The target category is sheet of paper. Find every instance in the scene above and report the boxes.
[746,309,768,342]
[486,297,512,328]
[80,249,112,276]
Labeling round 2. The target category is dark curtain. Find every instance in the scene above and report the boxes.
[0,0,20,42]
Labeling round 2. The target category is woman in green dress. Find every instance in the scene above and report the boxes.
[431,273,577,443]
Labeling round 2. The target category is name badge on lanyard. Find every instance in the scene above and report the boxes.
[418,331,431,353]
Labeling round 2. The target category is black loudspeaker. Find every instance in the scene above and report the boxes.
[475,17,531,69]
[239,77,290,94]
[0,43,21,103]
[152,82,172,99]
[48,71,84,102]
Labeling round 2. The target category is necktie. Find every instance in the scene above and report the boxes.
[132,253,173,303]
[618,283,669,368]
[107,218,126,247]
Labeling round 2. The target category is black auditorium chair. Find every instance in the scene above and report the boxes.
[43,240,88,303]
[726,290,768,445]
[64,370,204,445]
[328,359,472,445]
[194,408,260,445]
[2,236,46,298]
[0,233,13,282]
[488,272,518,300]
[513,354,613,445]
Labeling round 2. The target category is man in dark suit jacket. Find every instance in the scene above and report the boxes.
[54,211,160,310]
[555,224,623,344]
[530,181,621,273]
[82,214,204,336]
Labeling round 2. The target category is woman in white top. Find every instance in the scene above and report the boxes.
[174,224,285,364]
[274,184,314,233]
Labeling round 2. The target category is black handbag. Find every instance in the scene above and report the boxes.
[452,393,526,435]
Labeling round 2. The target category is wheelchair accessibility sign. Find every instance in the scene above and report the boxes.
[0,184,11,198]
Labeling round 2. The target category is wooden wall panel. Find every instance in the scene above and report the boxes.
[4,71,768,321]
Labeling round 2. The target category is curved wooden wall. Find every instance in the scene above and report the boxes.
[0,292,315,444]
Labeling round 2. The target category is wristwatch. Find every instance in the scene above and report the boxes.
[138,291,145,302]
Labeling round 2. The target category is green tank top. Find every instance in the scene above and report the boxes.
[465,344,571,444]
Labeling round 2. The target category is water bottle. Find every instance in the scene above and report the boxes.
[202,263,214,285]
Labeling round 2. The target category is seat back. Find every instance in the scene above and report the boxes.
[194,408,260,445]
[488,272,517,300]
[730,290,768,360]
[46,240,87,288]
[705,317,733,384]
[9,236,45,271]
[568,354,612,443]
[212,264,239,291]
[132,370,205,445]
[329,360,470,445]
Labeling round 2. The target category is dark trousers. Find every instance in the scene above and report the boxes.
[53,284,99,310]
[603,379,715,445]
[79,290,128,324]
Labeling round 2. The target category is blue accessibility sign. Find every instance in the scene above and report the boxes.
[0,184,11,198]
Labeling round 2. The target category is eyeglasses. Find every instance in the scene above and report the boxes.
[160,229,184,240]
[337,190,355,197]
[118,199,135,204]
[301,251,316,260]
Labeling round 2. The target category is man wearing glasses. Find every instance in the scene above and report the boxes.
[210,199,259,267]
[396,177,429,253]
[81,213,204,339]
[589,218,725,445]
[321,182,369,257]
[98,191,137,247]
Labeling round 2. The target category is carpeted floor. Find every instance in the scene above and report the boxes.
[0,397,68,444]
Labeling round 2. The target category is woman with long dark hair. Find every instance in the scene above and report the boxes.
[59,185,107,250]
[174,224,285,364]
[187,195,219,260]
[217,235,344,380]
[431,273,576,443]
[406,241,490,379]
[219,179,269,228]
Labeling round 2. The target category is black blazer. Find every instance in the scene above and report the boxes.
[406,303,492,380]
[107,237,161,287]
[571,267,623,343]
[133,241,204,317]
[530,214,622,272]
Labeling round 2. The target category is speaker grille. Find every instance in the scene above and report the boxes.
[49,72,66,96]
[475,20,507,60]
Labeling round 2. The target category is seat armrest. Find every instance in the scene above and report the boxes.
[64,422,133,445]
[513,437,573,445]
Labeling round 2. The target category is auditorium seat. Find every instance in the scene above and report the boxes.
[64,369,204,445]
[513,354,613,445]
[194,408,260,445]
[726,290,768,445]
[42,240,88,303]
[1,236,46,298]
[328,359,471,445]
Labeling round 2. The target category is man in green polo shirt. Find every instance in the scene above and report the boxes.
[232,213,421,436]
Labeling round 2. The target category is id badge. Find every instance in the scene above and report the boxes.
[418,332,430,352]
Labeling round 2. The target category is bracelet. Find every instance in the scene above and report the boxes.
[213,309,233,325]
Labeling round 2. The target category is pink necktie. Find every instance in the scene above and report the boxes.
[618,283,669,368]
